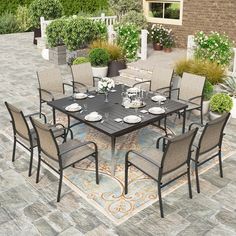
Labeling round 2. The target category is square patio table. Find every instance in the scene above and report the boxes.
[48,85,188,174]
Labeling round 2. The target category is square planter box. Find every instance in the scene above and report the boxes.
[67,48,89,65]
[49,46,67,65]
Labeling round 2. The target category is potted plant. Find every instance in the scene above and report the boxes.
[209,93,233,120]
[192,80,214,116]
[29,0,63,45]
[89,48,110,78]
[162,29,174,53]
[72,57,90,65]
[150,24,166,50]
[219,75,236,118]
[46,18,66,65]
[90,40,126,77]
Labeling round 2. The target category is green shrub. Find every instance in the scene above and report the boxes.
[0,0,32,15]
[0,12,19,34]
[116,23,139,61]
[73,57,90,65]
[89,48,110,67]
[16,5,32,32]
[63,17,106,51]
[29,0,63,28]
[60,0,109,16]
[175,59,225,85]
[120,11,147,30]
[90,40,124,61]
[46,18,66,48]
[194,31,233,66]
[210,93,233,113]
[203,80,214,101]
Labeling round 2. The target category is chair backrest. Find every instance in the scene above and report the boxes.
[37,68,63,93]
[5,102,30,141]
[151,67,173,91]
[198,113,230,154]
[30,117,59,162]
[179,72,205,101]
[71,62,94,87]
[160,128,198,176]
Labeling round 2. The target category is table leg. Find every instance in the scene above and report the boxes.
[182,108,186,133]
[110,136,116,176]
[52,107,56,124]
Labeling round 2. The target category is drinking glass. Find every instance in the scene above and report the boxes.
[83,103,88,112]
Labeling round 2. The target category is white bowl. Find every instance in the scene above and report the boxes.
[74,93,88,99]
[151,95,166,102]
[85,113,102,122]
[65,103,82,112]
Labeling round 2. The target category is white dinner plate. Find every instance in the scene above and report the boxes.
[123,115,142,124]
[74,93,88,99]
[148,107,165,115]
[85,114,102,122]
[151,95,167,102]
[65,104,82,112]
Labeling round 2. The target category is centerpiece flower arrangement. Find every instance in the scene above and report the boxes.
[98,77,115,102]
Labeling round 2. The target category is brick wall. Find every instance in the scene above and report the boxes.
[159,0,236,48]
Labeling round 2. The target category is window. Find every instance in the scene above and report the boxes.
[143,0,183,25]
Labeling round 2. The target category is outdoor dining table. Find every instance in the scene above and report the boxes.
[48,85,188,175]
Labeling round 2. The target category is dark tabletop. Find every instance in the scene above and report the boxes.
[48,85,188,137]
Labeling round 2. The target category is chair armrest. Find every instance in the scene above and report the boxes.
[156,135,173,150]
[63,82,73,94]
[126,150,161,168]
[189,122,204,130]
[38,88,54,100]
[72,81,88,92]
[59,141,97,155]
[26,112,47,123]
[188,95,203,103]
[133,80,151,89]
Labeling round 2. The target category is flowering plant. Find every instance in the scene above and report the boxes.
[162,29,175,48]
[116,23,139,61]
[194,31,234,66]
[98,77,115,93]
[150,24,167,44]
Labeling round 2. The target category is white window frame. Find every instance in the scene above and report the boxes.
[143,0,183,25]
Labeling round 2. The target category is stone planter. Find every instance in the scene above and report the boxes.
[108,60,126,77]
[163,47,172,53]
[209,111,222,121]
[66,48,89,65]
[231,97,236,118]
[92,66,108,78]
[33,28,41,45]
[192,100,210,116]
[153,43,163,51]
[49,45,67,65]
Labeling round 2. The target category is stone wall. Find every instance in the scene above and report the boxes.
[161,0,236,48]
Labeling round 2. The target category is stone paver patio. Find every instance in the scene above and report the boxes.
[0,32,236,235]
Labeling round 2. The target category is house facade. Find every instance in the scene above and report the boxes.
[143,0,236,48]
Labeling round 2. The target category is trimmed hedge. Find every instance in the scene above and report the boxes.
[0,0,109,16]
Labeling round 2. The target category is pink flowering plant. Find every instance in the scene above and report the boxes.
[194,31,234,66]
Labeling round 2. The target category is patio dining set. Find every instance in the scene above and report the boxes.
[5,62,230,218]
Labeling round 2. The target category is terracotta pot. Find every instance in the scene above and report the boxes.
[163,47,172,53]
[153,43,163,51]
[108,60,126,77]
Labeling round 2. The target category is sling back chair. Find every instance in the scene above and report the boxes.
[171,72,206,124]
[189,113,230,193]
[37,67,73,123]
[125,128,198,218]
[5,102,68,177]
[31,117,99,202]
[71,62,101,93]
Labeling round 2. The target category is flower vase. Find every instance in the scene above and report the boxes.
[104,91,109,102]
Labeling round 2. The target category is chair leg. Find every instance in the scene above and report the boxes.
[95,153,99,185]
[36,154,41,183]
[200,107,203,124]
[157,183,164,218]
[39,101,42,118]
[12,137,16,162]
[57,171,63,202]
[187,167,193,199]
[52,108,56,125]
[28,148,34,177]
[195,164,200,193]
[218,151,223,178]
[124,160,129,194]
